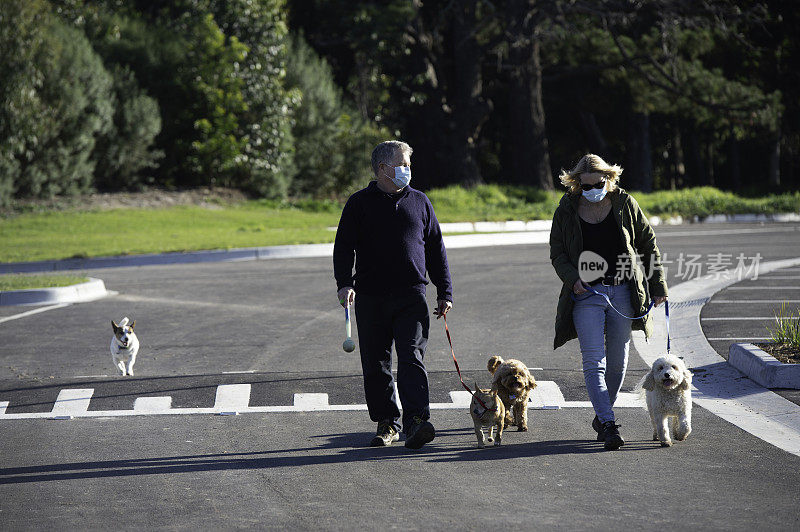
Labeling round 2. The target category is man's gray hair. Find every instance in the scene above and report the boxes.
[371,141,413,176]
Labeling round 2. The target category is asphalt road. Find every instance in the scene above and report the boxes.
[1,222,800,530]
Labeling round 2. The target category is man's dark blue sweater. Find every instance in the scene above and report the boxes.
[333,181,452,302]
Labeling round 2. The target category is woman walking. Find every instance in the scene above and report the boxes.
[549,154,668,450]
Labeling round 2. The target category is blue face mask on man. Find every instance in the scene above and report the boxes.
[384,164,411,189]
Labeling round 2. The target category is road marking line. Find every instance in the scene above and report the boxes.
[701,317,776,320]
[0,381,646,420]
[0,303,71,325]
[613,392,646,408]
[133,397,172,412]
[221,370,257,374]
[214,384,251,412]
[755,276,800,280]
[727,287,800,290]
[657,227,799,238]
[530,381,566,407]
[51,389,93,416]
[706,337,771,341]
[293,393,330,409]
[710,300,800,303]
[449,391,472,407]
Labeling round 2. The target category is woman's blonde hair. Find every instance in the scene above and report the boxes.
[558,154,622,194]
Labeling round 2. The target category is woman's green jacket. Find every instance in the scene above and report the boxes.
[549,188,669,349]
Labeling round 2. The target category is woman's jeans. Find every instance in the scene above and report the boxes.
[572,283,633,424]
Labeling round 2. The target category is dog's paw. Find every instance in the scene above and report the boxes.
[517,425,528,432]
[493,439,501,446]
[660,440,673,447]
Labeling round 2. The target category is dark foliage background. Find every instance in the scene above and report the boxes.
[0,0,796,206]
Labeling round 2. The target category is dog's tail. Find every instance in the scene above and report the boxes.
[487,355,504,374]
[118,317,130,327]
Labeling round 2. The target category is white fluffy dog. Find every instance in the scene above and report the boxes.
[111,317,139,376]
[640,354,693,447]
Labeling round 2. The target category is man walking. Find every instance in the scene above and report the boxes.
[333,140,453,449]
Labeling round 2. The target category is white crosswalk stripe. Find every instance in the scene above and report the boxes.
[0,381,646,420]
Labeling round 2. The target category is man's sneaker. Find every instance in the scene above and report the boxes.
[591,415,603,442]
[370,422,399,447]
[601,420,625,450]
[404,416,435,449]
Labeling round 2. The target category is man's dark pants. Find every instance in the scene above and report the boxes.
[354,292,430,434]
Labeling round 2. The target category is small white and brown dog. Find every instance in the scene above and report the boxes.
[110,317,139,376]
[640,354,693,447]
[487,355,537,432]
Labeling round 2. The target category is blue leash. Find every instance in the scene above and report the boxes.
[572,282,670,353]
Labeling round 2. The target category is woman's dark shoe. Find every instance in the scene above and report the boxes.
[591,415,603,442]
[601,420,624,450]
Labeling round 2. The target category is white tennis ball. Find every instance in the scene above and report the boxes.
[342,338,356,352]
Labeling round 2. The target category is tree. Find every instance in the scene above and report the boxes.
[284,33,385,196]
[0,0,114,202]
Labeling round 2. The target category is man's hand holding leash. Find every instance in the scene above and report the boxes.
[434,300,452,319]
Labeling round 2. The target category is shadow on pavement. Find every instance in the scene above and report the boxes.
[0,431,661,485]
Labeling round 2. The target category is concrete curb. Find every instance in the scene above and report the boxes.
[728,343,800,389]
[2,214,797,274]
[0,277,109,306]
[631,257,800,457]
[648,213,800,225]
[0,233,555,275]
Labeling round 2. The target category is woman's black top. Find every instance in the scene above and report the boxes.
[579,211,626,284]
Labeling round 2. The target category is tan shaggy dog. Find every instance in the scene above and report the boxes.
[488,356,537,431]
[470,383,506,447]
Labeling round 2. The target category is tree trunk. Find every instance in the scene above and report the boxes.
[706,143,715,187]
[669,126,685,190]
[625,111,653,192]
[728,132,741,191]
[443,0,489,186]
[504,0,553,190]
[580,110,609,158]
[769,132,781,188]
[685,126,707,186]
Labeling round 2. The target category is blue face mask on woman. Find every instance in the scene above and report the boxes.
[385,165,411,189]
[583,187,607,203]
[581,178,607,202]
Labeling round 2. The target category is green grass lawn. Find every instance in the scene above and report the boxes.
[1,185,798,264]
[0,274,89,291]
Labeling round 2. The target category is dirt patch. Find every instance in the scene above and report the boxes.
[755,343,800,364]
[2,187,250,216]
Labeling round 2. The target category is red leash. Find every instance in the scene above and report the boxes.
[442,314,495,411]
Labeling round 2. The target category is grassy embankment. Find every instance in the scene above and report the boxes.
[1,185,798,278]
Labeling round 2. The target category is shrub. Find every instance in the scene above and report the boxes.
[285,33,385,197]
[0,0,114,202]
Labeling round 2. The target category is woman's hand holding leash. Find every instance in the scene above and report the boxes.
[573,279,588,295]
[652,296,667,307]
